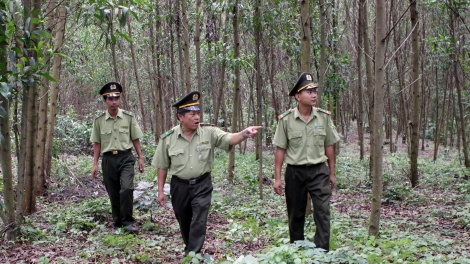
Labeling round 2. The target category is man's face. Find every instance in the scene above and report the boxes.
[295,89,317,106]
[178,110,201,131]
[104,96,120,111]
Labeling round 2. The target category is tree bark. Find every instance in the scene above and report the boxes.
[194,0,203,120]
[182,0,191,94]
[369,0,386,237]
[300,0,311,73]
[254,0,263,199]
[227,0,240,184]
[317,0,326,107]
[409,0,421,186]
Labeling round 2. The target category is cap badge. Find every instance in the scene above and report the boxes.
[306,74,312,81]
[110,84,116,90]
[193,94,199,101]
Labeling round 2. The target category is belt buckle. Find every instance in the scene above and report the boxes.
[112,150,118,155]
[189,179,197,184]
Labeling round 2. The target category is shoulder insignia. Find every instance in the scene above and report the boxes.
[200,123,215,126]
[95,111,105,119]
[160,129,174,139]
[278,109,292,120]
[316,108,331,115]
[123,110,134,116]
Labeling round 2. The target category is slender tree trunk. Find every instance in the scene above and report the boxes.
[0,2,17,238]
[126,1,147,131]
[317,0,326,107]
[45,3,66,182]
[227,0,240,184]
[362,0,375,177]
[300,0,311,72]
[175,0,184,95]
[369,0,386,237]
[254,0,263,199]
[182,0,191,93]
[449,1,470,167]
[194,0,203,120]
[213,8,230,124]
[34,0,56,197]
[433,64,439,161]
[357,0,365,160]
[409,0,421,186]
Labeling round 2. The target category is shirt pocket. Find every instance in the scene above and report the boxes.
[288,131,303,149]
[314,129,326,147]
[198,142,211,163]
[169,149,185,169]
[100,129,112,144]
[118,128,130,145]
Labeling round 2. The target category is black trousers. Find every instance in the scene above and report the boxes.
[285,163,331,251]
[170,173,213,254]
[102,151,136,227]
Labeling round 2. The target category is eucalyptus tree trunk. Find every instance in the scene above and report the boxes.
[175,0,184,96]
[22,0,41,215]
[369,0,386,237]
[409,0,421,186]
[127,0,147,131]
[182,0,191,94]
[212,8,230,125]
[169,0,178,125]
[34,0,56,196]
[356,0,365,160]
[362,0,375,178]
[194,0,203,120]
[433,65,440,161]
[254,0,263,199]
[449,2,470,167]
[45,3,66,181]
[0,3,17,239]
[227,0,240,184]
[300,0,310,72]
[150,6,162,141]
[317,0,326,107]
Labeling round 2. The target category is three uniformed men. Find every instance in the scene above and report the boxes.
[273,72,340,251]
[90,82,144,234]
[151,91,261,254]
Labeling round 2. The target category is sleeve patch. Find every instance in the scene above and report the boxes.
[95,111,105,119]
[317,108,331,115]
[278,109,292,120]
[160,129,174,139]
[123,110,134,116]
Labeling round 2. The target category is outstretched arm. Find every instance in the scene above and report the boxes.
[229,126,262,145]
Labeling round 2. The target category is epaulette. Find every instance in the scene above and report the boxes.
[316,108,331,115]
[200,123,215,126]
[278,109,292,120]
[160,129,174,139]
[123,110,134,116]
[95,111,105,119]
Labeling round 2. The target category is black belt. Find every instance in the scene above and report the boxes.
[103,149,132,156]
[287,163,324,168]
[173,172,210,185]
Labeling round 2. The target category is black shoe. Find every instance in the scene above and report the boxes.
[125,225,138,233]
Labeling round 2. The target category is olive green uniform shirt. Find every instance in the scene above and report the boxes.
[273,107,340,165]
[90,108,143,153]
[152,125,232,179]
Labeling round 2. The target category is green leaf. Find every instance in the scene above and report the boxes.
[37,72,56,82]
[0,105,7,120]
[33,30,53,39]
[0,82,11,99]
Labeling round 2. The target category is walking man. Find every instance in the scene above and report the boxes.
[91,82,145,234]
[273,72,340,251]
[152,91,261,254]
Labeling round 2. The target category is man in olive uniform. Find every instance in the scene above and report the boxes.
[91,82,145,233]
[273,72,340,251]
[152,91,261,254]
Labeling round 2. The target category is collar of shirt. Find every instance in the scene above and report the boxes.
[105,108,123,120]
[293,106,317,123]
[175,125,201,139]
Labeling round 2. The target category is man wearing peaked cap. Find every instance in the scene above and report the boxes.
[91,81,144,234]
[273,72,340,252]
[152,91,262,256]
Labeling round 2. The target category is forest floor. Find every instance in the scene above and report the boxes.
[1,128,470,263]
